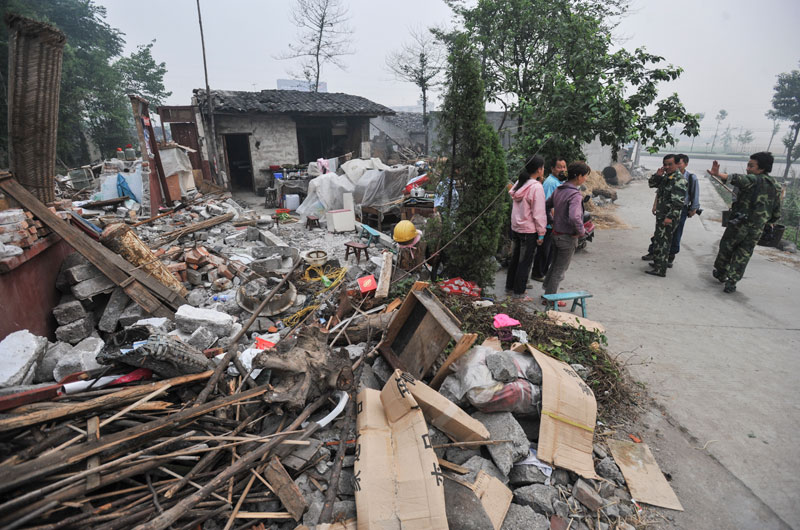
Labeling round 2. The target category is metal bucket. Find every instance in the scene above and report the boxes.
[758,224,786,247]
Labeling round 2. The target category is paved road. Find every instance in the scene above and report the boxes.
[498,175,799,528]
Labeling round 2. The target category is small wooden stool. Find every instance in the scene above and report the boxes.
[306,215,320,229]
[542,290,593,317]
[344,241,369,264]
[359,224,381,246]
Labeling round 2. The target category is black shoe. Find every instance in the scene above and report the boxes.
[712,269,727,283]
[648,261,657,268]
[641,253,654,261]
[531,275,545,282]
[667,261,673,268]
[645,269,666,277]
[724,282,736,293]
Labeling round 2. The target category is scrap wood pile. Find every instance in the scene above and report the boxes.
[0,173,681,529]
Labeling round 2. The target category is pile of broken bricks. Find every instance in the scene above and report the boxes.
[0,184,682,529]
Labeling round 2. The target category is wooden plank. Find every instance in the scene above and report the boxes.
[0,381,265,496]
[0,372,210,433]
[0,174,184,313]
[411,289,463,339]
[86,416,101,489]
[374,251,392,299]
[263,456,307,522]
[397,310,452,379]
[429,333,478,390]
[438,457,468,475]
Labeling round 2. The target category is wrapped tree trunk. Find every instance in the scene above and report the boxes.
[6,15,66,204]
[100,223,189,298]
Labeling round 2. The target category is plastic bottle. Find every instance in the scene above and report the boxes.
[124,144,136,161]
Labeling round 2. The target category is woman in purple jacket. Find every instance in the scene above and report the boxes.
[505,155,548,299]
[542,161,590,299]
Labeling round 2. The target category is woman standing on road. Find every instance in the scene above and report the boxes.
[505,155,547,300]
[542,161,590,300]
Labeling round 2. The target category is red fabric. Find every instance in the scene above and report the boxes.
[438,277,481,297]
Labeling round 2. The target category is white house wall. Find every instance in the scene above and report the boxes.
[214,114,299,189]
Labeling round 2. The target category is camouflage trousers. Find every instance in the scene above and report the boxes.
[714,225,761,285]
[651,216,678,274]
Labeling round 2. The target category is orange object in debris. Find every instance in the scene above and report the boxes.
[255,337,275,350]
[357,274,377,293]
[628,434,642,443]
[276,208,290,215]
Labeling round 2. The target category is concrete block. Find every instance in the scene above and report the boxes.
[572,479,604,512]
[52,300,88,326]
[71,275,115,300]
[98,287,131,332]
[513,484,557,515]
[0,330,48,387]
[35,342,72,383]
[118,303,148,327]
[65,263,102,284]
[55,316,94,345]
[133,317,170,331]
[501,504,549,530]
[0,209,26,224]
[175,305,234,337]
[473,411,531,476]
[186,269,204,285]
[188,327,216,350]
[53,337,104,382]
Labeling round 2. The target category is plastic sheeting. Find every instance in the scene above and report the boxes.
[353,165,415,216]
[159,146,196,194]
[296,158,405,221]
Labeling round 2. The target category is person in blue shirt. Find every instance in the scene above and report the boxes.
[531,157,567,281]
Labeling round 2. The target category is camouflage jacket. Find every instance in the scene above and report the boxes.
[648,170,688,221]
[729,173,781,230]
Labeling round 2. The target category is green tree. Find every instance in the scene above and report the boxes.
[710,109,728,153]
[441,0,699,167]
[437,34,508,287]
[0,0,170,167]
[115,42,172,106]
[770,63,800,178]
[765,111,781,152]
[720,125,733,153]
[736,129,754,153]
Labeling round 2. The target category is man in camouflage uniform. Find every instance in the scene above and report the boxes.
[708,152,782,293]
[645,154,687,277]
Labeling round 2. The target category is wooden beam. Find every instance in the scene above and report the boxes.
[0,174,185,313]
[374,251,392,299]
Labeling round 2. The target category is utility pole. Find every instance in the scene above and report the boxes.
[196,0,227,189]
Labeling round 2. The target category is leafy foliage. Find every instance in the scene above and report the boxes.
[442,0,699,167]
[0,0,171,167]
[710,109,728,153]
[770,63,800,178]
[436,34,508,287]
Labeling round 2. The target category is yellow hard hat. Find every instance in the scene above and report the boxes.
[393,220,417,244]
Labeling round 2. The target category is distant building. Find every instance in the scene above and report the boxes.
[276,79,328,93]
[160,89,394,192]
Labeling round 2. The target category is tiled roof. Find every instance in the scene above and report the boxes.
[194,89,395,116]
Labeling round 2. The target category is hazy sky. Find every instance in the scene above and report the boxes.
[98,0,800,148]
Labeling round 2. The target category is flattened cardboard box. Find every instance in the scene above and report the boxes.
[354,373,447,529]
[608,439,683,511]
[390,369,490,443]
[501,343,599,480]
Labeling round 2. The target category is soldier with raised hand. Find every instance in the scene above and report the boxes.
[707,152,782,293]
[645,154,687,277]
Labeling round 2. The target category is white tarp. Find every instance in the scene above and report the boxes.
[160,146,196,194]
[340,157,390,184]
[296,173,356,220]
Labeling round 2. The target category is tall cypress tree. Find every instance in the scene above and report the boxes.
[437,34,508,288]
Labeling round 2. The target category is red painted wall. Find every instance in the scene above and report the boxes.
[0,238,73,341]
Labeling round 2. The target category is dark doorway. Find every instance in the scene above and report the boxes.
[296,125,332,164]
[223,134,254,190]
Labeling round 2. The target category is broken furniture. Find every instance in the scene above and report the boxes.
[305,215,320,229]
[542,290,593,317]
[379,282,477,382]
[343,241,369,264]
[358,224,381,246]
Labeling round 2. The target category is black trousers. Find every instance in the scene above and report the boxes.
[505,231,538,295]
[531,228,554,279]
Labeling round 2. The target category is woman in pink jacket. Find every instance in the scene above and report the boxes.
[505,155,548,299]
